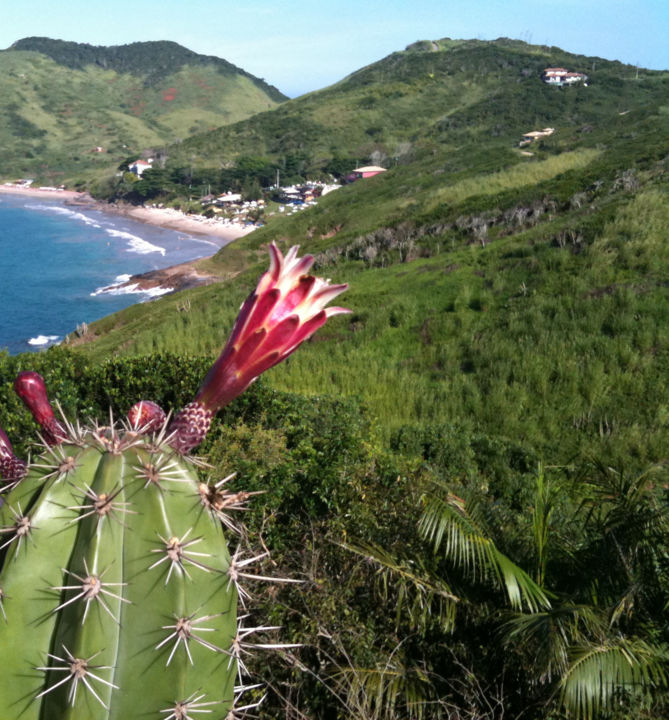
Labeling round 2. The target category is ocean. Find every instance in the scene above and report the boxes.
[0,194,223,354]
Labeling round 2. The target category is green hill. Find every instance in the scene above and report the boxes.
[160,37,666,181]
[69,38,669,469]
[0,37,287,185]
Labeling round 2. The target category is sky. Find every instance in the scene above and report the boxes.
[1,0,667,97]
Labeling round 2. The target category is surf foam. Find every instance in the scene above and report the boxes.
[28,334,60,346]
[106,229,166,256]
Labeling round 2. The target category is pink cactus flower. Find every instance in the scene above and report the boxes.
[14,371,67,446]
[169,242,350,453]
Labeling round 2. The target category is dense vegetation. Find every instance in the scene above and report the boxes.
[2,37,669,719]
[0,39,286,185]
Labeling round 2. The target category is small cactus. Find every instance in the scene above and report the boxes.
[0,243,348,719]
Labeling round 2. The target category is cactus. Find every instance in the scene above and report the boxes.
[0,243,349,719]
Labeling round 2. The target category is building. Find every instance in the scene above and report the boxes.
[542,68,588,86]
[351,165,387,179]
[128,159,153,177]
[519,127,556,146]
[216,192,242,204]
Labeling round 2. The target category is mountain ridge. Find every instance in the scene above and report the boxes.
[0,38,287,184]
[163,36,664,174]
[7,37,287,101]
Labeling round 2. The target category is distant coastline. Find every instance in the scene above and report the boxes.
[0,184,255,244]
[0,184,254,296]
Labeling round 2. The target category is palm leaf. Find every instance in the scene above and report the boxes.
[503,604,604,683]
[344,540,459,632]
[419,492,551,612]
[559,637,669,720]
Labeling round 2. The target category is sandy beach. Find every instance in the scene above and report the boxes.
[106,203,256,244]
[0,183,256,294]
[0,183,256,244]
[0,184,88,202]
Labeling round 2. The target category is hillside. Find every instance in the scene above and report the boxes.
[69,37,669,469]
[161,37,666,181]
[0,38,287,185]
[3,38,669,720]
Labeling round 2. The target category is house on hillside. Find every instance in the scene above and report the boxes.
[215,192,242,205]
[278,187,302,203]
[542,67,588,86]
[351,165,387,180]
[128,159,153,177]
[519,127,555,147]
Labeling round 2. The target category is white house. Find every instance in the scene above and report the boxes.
[128,159,153,177]
[216,192,242,204]
[542,68,588,86]
[519,127,556,147]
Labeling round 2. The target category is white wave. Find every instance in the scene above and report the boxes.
[106,229,166,256]
[32,204,101,227]
[28,334,60,346]
[188,236,219,249]
[142,286,174,298]
[114,273,132,283]
[91,280,173,298]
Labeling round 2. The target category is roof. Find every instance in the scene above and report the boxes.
[522,127,555,138]
[130,159,152,166]
[353,166,387,173]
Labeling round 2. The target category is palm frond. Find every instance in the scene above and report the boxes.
[419,492,551,612]
[343,540,459,632]
[559,637,669,720]
[334,656,436,720]
[577,461,669,535]
[502,604,604,683]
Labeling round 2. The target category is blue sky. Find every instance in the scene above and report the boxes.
[1,0,667,97]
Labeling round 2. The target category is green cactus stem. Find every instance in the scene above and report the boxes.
[0,420,241,719]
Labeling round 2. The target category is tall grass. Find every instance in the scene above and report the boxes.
[79,182,669,471]
[425,149,601,210]
[264,187,669,465]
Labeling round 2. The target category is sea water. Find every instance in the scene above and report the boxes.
[0,194,224,354]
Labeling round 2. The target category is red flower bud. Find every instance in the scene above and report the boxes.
[0,427,27,484]
[127,401,166,434]
[14,371,67,446]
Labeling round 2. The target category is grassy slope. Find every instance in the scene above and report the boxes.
[73,126,669,469]
[57,39,669,468]
[0,46,284,184]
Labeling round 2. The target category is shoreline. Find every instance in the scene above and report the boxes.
[0,184,255,294]
[0,183,256,244]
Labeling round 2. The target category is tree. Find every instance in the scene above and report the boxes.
[344,463,669,719]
